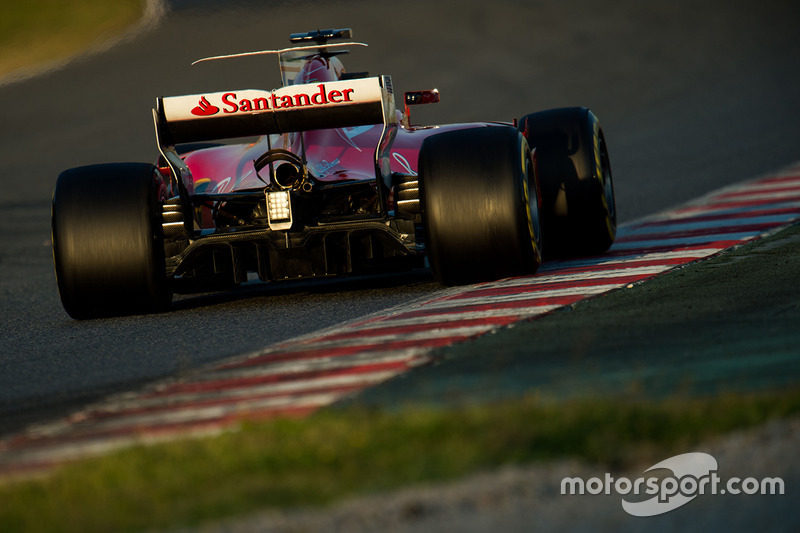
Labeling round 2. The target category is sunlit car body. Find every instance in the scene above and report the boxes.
[52,28,616,318]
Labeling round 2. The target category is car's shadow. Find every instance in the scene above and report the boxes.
[169,267,439,313]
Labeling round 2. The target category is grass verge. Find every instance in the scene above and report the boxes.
[0,0,143,80]
[1,388,799,532]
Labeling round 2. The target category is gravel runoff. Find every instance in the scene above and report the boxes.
[176,417,798,533]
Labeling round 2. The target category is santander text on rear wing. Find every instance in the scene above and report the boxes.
[155,76,395,145]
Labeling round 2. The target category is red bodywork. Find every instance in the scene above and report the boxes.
[180,51,497,228]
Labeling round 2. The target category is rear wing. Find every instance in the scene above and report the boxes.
[153,75,399,206]
[155,75,395,145]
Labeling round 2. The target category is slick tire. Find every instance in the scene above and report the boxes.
[52,163,172,319]
[420,126,542,286]
[519,107,616,257]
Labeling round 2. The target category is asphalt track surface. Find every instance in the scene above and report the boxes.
[1,0,799,443]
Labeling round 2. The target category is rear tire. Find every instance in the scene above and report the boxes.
[519,107,616,257]
[52,163,172,319]
[420,126,542,285]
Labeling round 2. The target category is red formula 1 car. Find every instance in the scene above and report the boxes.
[52,28,616,319]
